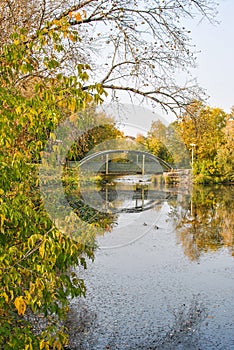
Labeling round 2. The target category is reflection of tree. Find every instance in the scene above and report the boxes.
[218,192,234,256]
[63,168,117,232]
[175,186,234,260]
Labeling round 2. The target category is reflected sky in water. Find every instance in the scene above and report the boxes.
[68,179,234,349]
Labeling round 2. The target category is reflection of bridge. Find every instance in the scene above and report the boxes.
[97,185,172,213]
[77,150,173,175]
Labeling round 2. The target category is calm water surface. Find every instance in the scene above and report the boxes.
[67,179,234,350]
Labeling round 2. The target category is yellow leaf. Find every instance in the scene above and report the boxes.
[39,242,45,258]
[10,290,14,300]
[50,132,57,141]
[75,12,82,21]
[24,290,31,303]
[14,296,27,316]
[0,214,5,231]
[69,99,77,112]
[39,340,47,350]
[15,106,22,115]
[2,292,8,303]
[69,114,77,122]
[20,34,26,42]
[25,345,33,350]
[69,34,76,42]
[53,340,62,350]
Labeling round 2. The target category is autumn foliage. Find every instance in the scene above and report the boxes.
[0,16,104,350]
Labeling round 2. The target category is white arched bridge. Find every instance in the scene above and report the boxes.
[76,149,173,175]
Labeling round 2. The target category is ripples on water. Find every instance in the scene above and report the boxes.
[67,178,234,350]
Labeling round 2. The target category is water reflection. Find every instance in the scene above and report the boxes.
[66,182,234,349]
[94,182,234,257]
[78,175,170,214]
[66,170,234,258]
[174,185,234,260]
[97,182,164,213]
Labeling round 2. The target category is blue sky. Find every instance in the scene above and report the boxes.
[189,0,234,113]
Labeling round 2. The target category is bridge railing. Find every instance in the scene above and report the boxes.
[69,149,173,175]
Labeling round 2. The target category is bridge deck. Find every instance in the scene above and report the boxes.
[70,149,173,175]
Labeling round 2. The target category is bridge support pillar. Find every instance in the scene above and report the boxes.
[142,154,145,175]
[106,154,109,174]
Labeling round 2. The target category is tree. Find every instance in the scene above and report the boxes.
[146,134,174,164]
[166,121,190,168]
[0,1,219,348]
[178,101,229,182]
[215,112,234,182]
[0,0,217,114]
[148,120,167,142]
[0,18,105,350]
[145,119,190,167]
[179,102,227,160]
[135,128,173,163]
[67,109,123,161]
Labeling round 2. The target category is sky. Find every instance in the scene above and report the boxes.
[102,0,234,133]
[188,0,234,114]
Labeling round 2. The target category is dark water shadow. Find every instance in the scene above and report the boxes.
[65,298,207,350]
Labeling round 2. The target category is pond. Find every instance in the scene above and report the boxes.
[66,177,234,350]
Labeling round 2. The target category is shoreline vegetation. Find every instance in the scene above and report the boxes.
[0,1,233,349]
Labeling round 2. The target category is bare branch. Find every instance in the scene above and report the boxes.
[0,0,217,114]
[56,0,99,20]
